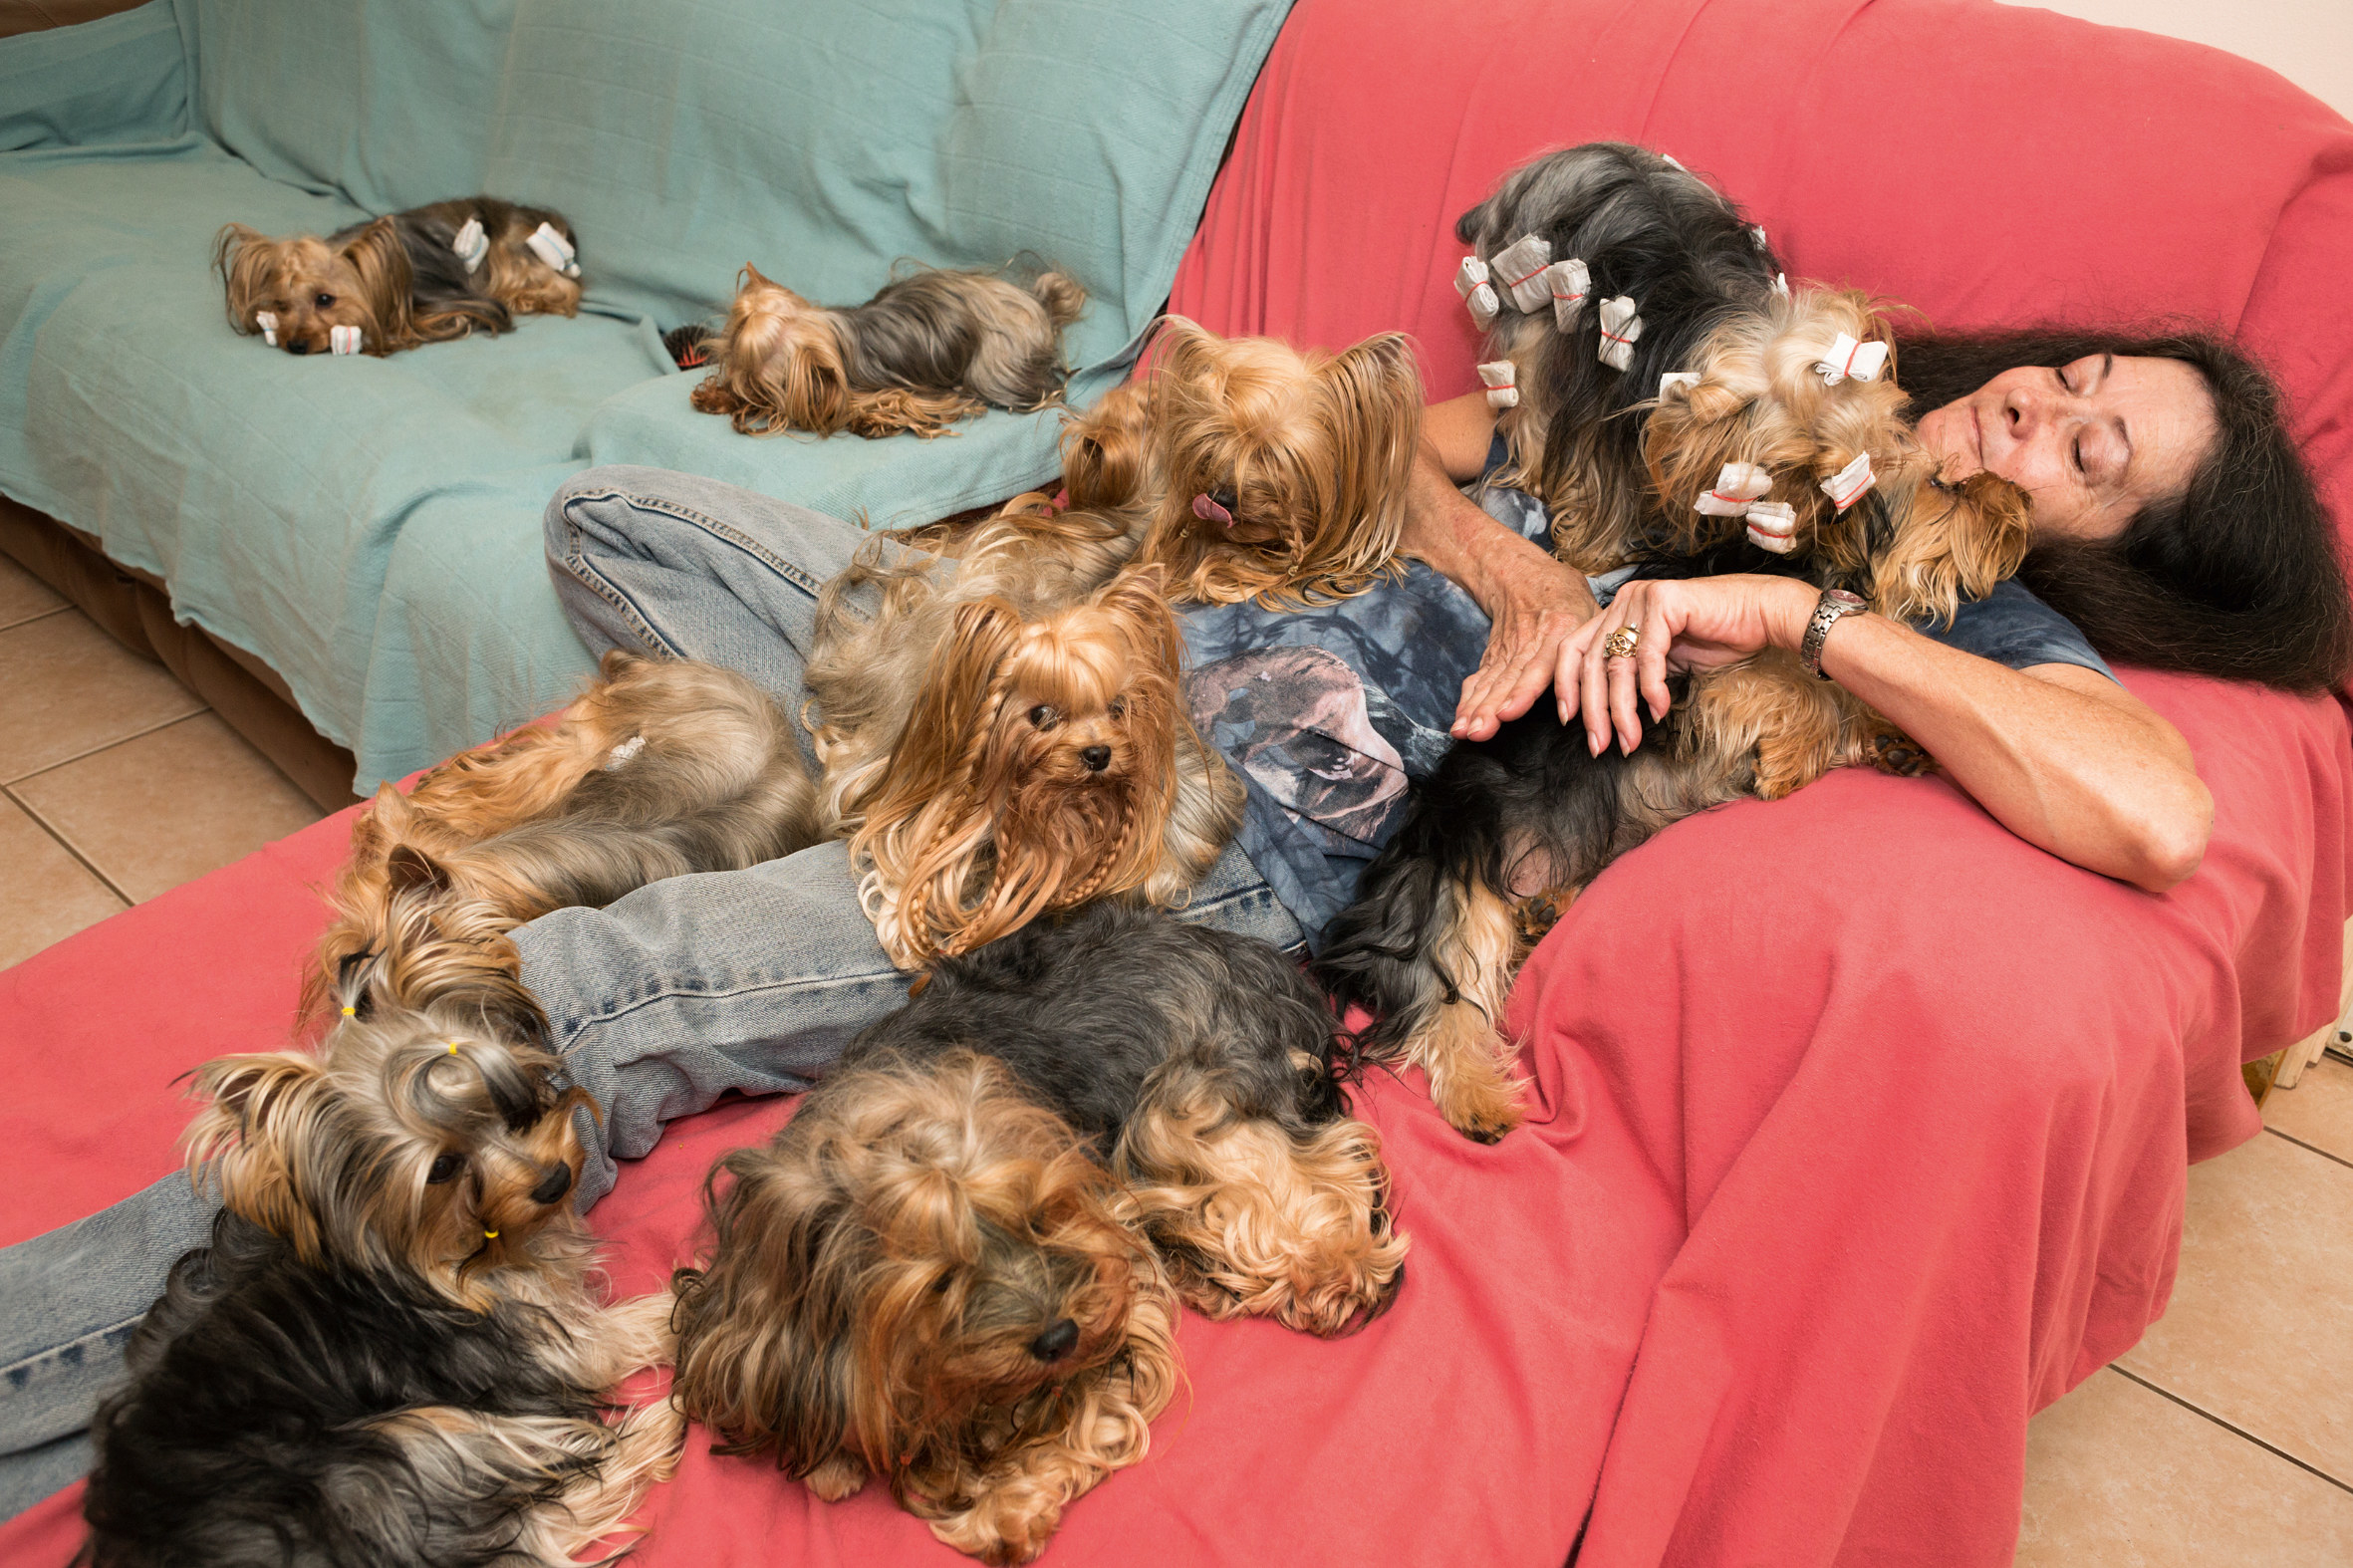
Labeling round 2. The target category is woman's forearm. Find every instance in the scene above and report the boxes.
[1798,592,2213,892]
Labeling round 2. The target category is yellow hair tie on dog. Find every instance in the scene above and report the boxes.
[340,1006,356,1017]
[447,1042,459,1054]
[483,1230,499,1239]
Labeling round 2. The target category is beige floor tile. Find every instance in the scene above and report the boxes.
[0,552,65,631]
[2019,1369,2353,1566]
[0,793,125,970]
[2116,1131,2353,1480]
[11,712,324,904]
[0,609,203,783]
[2267,1056,2353,1165]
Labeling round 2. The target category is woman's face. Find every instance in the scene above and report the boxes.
[1913,354,2218,541]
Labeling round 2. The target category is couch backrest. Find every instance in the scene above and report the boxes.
[176,0,1289,366]
[1169,0,2353,539]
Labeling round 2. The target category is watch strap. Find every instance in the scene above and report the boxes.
[1800,588,1868,679]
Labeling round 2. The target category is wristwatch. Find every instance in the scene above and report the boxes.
[1799,588,1869,679]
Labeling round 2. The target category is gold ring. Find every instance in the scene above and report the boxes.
[1604,626,1641,659]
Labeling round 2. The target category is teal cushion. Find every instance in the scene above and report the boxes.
[0,0,1292,788]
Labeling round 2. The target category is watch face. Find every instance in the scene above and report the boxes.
[1826,589,1867,609]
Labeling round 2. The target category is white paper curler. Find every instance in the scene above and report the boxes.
[1815,333,1890,386]
[254,310,278,348]
[1477,359,1518,409]
[1490,234,1554,313]
[1743,500,1799,552]
[526,221,580,278]
[1750,224,1769,250]
[1693,462,1772,517]
[450,216,488,271]
[1658,371,1699,398]
[1455,255,1498,329]
[1544,258,1591,331]
[1820,452,1877,511]
[1772,272,1789,300]
[329,324,364,356]
[604,733,647,771]
[1597,295,1642,371]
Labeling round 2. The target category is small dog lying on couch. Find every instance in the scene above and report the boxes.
[670,902,1405,1565]
[216,196,583,358]
[688,261,1087,438]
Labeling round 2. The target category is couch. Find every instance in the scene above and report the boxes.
[0,0,1285,792]
[5,0,2352,1564]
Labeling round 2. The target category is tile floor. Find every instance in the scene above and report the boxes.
[1,547,2349,1560]
[0,552,323,967]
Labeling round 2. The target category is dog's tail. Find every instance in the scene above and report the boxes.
[1030,270,1088,331]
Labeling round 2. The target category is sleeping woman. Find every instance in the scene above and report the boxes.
[0,325,2345,1519]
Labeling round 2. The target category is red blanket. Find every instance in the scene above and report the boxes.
[9,0,2353,1564]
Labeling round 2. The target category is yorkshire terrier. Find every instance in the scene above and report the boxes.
[1314,649,1914,1143]
[1455,141,2031,624]
[84,996,681,1566]
[1058,315,1426,607]
[308,650,822,1027]
[1309,143,2044,1142]
[216,196,582,358]
[688,261,1086,438]
[671,902,1404,1564]
[804,511,1242,972]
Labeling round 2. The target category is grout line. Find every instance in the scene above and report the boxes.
[2106,1367,2353,1496]
[2265,1125,2353,1173]
[2,784,135,907]
[0,603,73,636]
[0,707,210,789]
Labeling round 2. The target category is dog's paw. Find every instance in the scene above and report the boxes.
[1864,730,1935,777]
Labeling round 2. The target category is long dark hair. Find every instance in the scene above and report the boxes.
[1891,329,2353,691]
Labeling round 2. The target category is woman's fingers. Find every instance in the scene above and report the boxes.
[1638,590,1676,724]
[1580,599,1623,755]
[1556,615,1603,723]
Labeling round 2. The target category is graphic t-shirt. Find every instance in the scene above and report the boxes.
[1177,439,2107,942]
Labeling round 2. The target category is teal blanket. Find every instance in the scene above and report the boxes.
[0,0,1288,787]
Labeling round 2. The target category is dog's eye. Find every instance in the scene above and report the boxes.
[315,292,335,308]
[1027,704,1058,730]
[931,1272,954,1295]
[425,1153,464,1184]
[1107,696,1128,720]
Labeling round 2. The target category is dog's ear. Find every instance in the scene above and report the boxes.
[905,597,1029,767]
[333,947,379,1022]
[213,224,275,333]
[339,215,412,354]
[385,842,452,896]
[1311,331,1425,530]
[779,346,849,434]
[183,1051,330,1258]
[1090,564,1179,664]
[1059,380,1156,514]
[1871,470,2035,626]
[672,1145,861,1471]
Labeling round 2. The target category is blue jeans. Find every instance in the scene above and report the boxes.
[0,467,1302,1521]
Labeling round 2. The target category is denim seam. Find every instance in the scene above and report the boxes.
[3,1313,141,1382]
[557,529,681,660]
[576,485,831,599]
[547,883,1286,1047]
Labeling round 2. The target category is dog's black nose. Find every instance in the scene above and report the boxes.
[287,341,312,356]
[1029,1318,1079,1363]
[529,1163,575,1205]
[1080,745,1111,772]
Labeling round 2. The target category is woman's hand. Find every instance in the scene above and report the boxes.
[1450,535,1599,739]
[1561,575,1817,754]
